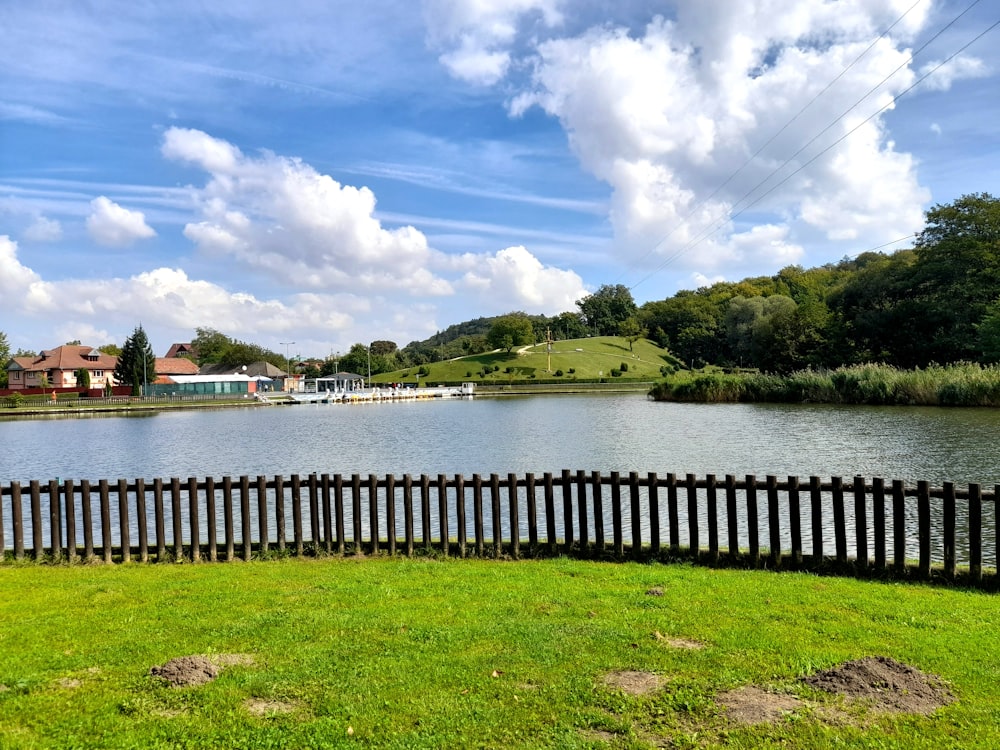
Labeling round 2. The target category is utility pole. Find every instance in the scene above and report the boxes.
[280,341,295,392]
[546,327,553,373]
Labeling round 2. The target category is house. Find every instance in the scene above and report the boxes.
[6,345,118,392]
[154,357,200,380]
[164,342,198,360]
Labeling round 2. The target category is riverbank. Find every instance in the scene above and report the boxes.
[650,362,1000,407]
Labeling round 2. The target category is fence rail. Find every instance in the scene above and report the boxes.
[1,472,997,586]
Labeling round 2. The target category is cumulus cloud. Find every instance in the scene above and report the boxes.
[918,54,988,92]
[86,196,156,247]
[22,215,62,242]
[163,126,454,296]
[460,245,587,314]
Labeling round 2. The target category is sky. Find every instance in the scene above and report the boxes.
[1,0,998,360]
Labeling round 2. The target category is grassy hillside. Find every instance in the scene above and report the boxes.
[371,336,682,385]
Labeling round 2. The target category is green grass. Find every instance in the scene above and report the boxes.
[1,557,999,748]
[372,337,681,386]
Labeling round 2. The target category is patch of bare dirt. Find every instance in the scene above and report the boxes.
[602,670,663,695]
[718,686,805,725]
[149,653,255,688]
[646,587,665,596]
[653,631,704,650]
[244,698,297,716]
[802,656,953,714]
[55,678,82,689]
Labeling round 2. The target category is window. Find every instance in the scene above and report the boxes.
[94,370,103,377]
[12,371,20,380]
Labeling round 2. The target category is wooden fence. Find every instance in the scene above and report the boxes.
[0,472,996,586]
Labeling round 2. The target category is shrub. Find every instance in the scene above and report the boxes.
[493,365,500,372]
[568,368,575,374]
[610,369,621,377]
[555,370,564,377]
[620,362,629,372]
[465,371,472,378]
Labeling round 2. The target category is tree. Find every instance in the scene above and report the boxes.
[0,330,8,389]
[576,284,638,336]
[75,367,91,389]
[99,343,122,356]
[486,312,534,353]
[191,327,232,365]
[618,317,644,351]
[114,325,156,396]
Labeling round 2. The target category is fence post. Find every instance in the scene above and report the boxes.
[80,479,93,561]
[133,478,146,563]
[0,483,4,560]
[543,473,556,556]
[561,469,574,554]
[611,471,623,558]
[995,484,1000,580]
[745,475,759,567]
[787,476,801,566]
[48,479,61,560]
[648,472,660,556]
[917,480,931,579]
[853,476,868,569]
[420,475,431,552]
[171,477,184,562]
[335,474,346,555]
[969,483,982,583]
[117,478,130,563]
[455,474,467,558]
[367,474,379,556]
[725,475,738,559]
[686,473,699,559]
[64,479,77,562]
[576,470,588,554]
[437,474,449,557]
[320,474,332,554]
[943,481,956,580]
[705,474,718,563]
[508,472,520,560]
[490,474,502,558]
[403,474,414,557]
[831,477,846,565]
[240,475,252,562]
[98,479,112,564]
[810,476,823,564]
[385,474,397,556]
[472,474,484,557]
[892,480,906,572]
[352,474,362,555]
[258,475,270,557]
[630,472,642,560]
[872,477,886,570]
[205,477,217,562]
[591,472,604,555]
[766,475,780,568]
[12,482,24,560]
[221,476,235,561]
[308,474,320,554]
[189,477,201,563]
[292,474,304,557]
[526,473,538,555]
[275,475,286,553]
[667,473,680,553]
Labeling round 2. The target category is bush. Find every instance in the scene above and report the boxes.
[620,362,629,372]
[555,370,564,377]
[465,371,472,378]
[568,368,575,374]
[610,369,621,377]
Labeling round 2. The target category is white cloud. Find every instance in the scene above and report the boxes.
[86,196,156,247]
[22,215,62,242]
[460,245,587,314]
[918,54,988,92]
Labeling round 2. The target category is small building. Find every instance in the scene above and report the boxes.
[6,345,118,392]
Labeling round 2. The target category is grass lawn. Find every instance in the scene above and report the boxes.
[1,557,998,749]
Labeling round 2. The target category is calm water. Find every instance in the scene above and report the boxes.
[2,395,999,562]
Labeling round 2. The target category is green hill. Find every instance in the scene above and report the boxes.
[371,336,681,385]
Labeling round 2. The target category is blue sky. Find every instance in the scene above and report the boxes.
[1,0,997,360]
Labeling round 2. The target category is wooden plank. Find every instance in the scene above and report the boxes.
[292,474,304,557]
[787,476,801,565]
[367,474,379,556]
[403,474,414,556]
[543,472,556,555]
[320,474,332,554]
[892,479,906,572]
[508,472,520,560]
[335,474,346,555]
[969,483,982,583]
[275,475,286,552]
[117,478,130,563]
[917,480,931,579]
[745,475,758,567]
[437,473,449,557]
[48,479,61,560]
[684,473,698,559]
[872,477,886,569]
[996,484,1000,579]
[79,480,93,561]
[705,474,718,562]
[472,474,484,557]
[611,471,623,558]
[526,472,538,555]
[152,478,165,562]
[222,476,234,561]
[667,473,680,552]
[258,475,270,556]
[385,473,397,556]
[490,474,502,558]
[630,472,642,560]
[810,476,823,564]
[725,474,739,558]
[831,477,846,564]
[576,470,588,553]
[11,482,24,561]
[853,476,868,568]
[591,472,604,554]
[240,475,252,562]
[0,483,4,560]
[308,474,321,553]
[942,481,956,580]
[648,472,660,555]
[456,474,467,558]
[205,477,217,562]
[171,477,184,562]
[189,476,201,563]
[64,479,77,562]
[420,474,431,552]
[766,475,780,567]
[352,474,363,555]
[98,479,112,564]
[133,478,145,563]
[561,469,574,554]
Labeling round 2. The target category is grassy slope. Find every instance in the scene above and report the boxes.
[372,337,680,385]
[1,557,999,749]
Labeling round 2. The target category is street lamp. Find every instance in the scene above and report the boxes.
[366,344,371,388]
[280,341,295,392]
